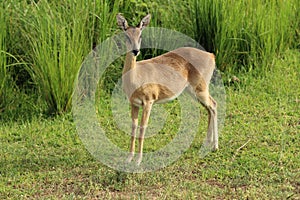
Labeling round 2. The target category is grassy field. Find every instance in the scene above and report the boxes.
[1,0,299,199]
[1,50,299,199]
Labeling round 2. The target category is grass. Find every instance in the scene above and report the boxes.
[0,2,9,112]
[0,2,32,118]
[4,0,124,114]
[193,0,299,72]
[1,50,299,199]
[15,1,100,114]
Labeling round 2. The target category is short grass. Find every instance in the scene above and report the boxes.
[1,50,299,199]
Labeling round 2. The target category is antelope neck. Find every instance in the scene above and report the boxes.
[123,52,137,75]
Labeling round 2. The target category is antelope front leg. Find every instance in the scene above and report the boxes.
[127,104,139,163]
[137,101,153,165]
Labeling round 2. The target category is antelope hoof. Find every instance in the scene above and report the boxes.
[205,140,218,151]
[136,153,143,166]
[213,143,219,151]
[126,153,134,163]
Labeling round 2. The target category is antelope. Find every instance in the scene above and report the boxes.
[117,14,218,165]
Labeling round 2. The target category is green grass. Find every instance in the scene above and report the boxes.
[1,50,299,199]
[0,3,6,87]
[193,0,299,72]
[14,1,110,114]
[0,2,9,112]
[0,2,31,118]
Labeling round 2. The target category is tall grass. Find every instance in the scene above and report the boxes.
[11,0,121,114]
[1,0,299,115]
[0,3,20,113]
[0,3,7,110]
[16,1,90,114]
[0,2,35,120]
[193,0,299,72]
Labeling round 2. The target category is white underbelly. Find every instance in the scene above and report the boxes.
[155,92,182,104]
[131,87,186,107]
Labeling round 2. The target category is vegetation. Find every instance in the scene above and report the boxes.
[194,0,300,72]
[1,0,299,114]
[0,5,8,111]
[0,0,299,199]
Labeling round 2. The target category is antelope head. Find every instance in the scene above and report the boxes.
[116,13,151,56]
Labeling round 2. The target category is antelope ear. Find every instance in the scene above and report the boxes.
[116,13,128,31]
[139,14,151,30]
